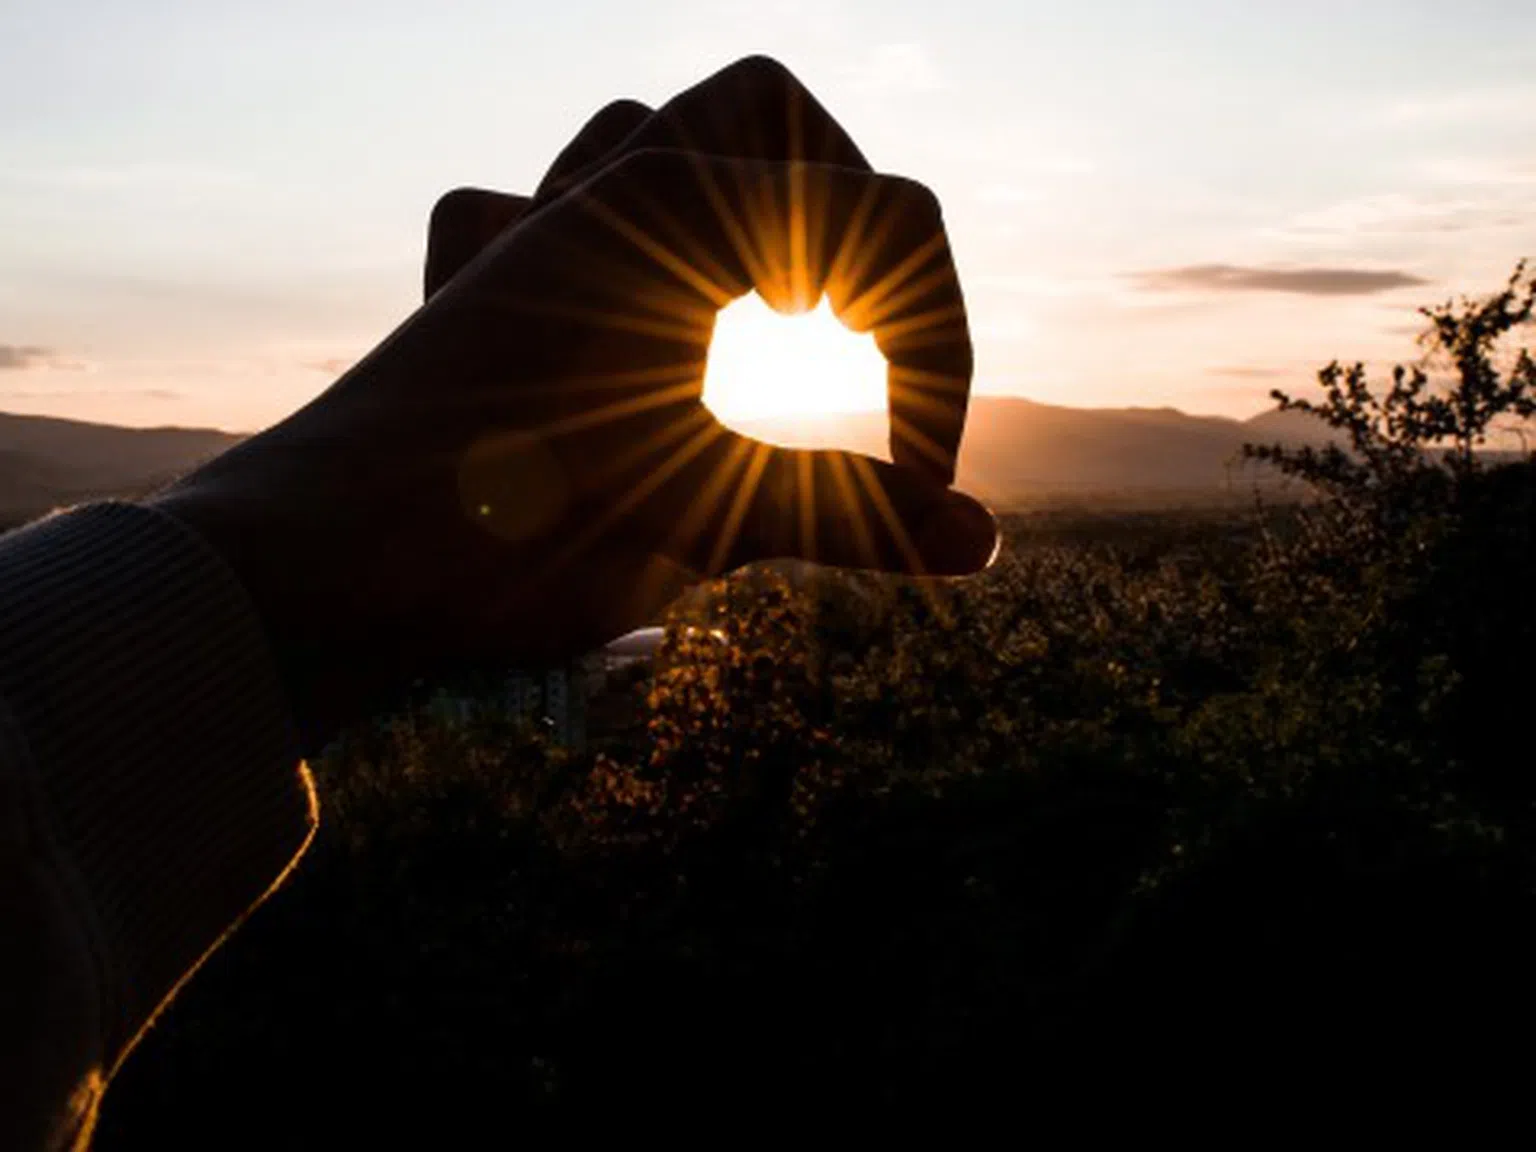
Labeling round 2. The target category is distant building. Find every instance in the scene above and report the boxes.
[601,626,666,669]
[422,627,674,750]
[507,663,589,748]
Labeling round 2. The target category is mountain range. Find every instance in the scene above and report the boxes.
[0,411,240,525]
[0,398,1333,526]
[738,397,1333,505]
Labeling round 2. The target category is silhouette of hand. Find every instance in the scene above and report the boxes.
[156,57,997,750]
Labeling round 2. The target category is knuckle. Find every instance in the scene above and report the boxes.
[430,186,487,225]
[893,176,944,226]
[587,98,651,134]
[724,54,800,94]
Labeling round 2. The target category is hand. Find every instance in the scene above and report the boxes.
[155,57,998,751]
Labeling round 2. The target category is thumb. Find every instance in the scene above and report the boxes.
[663,432,998,578]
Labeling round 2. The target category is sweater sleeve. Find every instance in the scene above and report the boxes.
[0,503,317,1150]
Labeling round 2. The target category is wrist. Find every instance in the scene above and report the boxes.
[147,482,345,752]
[0,503,314,1065]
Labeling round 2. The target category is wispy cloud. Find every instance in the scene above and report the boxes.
[1207,365,1289,379]
[974,183,1048,206]
[1277,189,1530,241]
[1131,264,1430,297]
[0,387,180,400]
[1379,86,1536,128]
[10,162,248,191]
[1417,156,1536,189]
[0,345,86,371]
[0,345,52,371]
[1286,195,1491,237]
[844,43,942,95]
[1022,155,1095,177]
[969,272,1113,298]
[302,357,356,376]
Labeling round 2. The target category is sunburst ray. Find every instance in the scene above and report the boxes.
[582,196,739,309]
[536,379,701,437]
[796,450,818,563]
[531,415,731,586]
[706,439,774,574]
[887,412,957,472]
[825,452,879,570]
[670,433,754,554]
[848,456,954,623]
[838,234,948,331]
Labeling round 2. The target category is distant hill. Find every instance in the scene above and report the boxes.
[1244,406,1344,444]
[740,396,1337,507]
[0,412,241,525]
[0,397,1340,527]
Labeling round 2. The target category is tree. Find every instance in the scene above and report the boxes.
[1245,261,1535,500]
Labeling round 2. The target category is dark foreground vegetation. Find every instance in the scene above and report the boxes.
[99,270,1536,1142]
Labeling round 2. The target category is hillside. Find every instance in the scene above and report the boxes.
[739,396,1335,507]
[0,411,242,524]
[0,397,1336,526]
[1244,406,1343,444]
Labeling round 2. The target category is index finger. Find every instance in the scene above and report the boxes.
[823,178,971,484]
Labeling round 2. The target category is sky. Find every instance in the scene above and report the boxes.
[1,0,1533,431]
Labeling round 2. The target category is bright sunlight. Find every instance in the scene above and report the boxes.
[702,293,887,425]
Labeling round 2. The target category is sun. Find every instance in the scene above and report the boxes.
[702,292,887,425]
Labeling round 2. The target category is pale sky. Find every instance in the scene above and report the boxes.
[2,0,1533,430]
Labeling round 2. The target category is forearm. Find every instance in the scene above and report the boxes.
[0,503,316,1150]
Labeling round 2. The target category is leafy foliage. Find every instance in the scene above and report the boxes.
[1246,260,1535,495]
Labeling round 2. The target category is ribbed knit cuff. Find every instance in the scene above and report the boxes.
[0,503,316,1066]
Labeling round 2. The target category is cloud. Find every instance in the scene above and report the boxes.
[1131,264,1430,297]
[969,273,1112,299]
[844,43,942,95]
[1023,155,1095,177]
[0,345,87,371]
[1207,365,1289,379]
[1418,156,1536,189]
[12,163,247,191]
[0,345,51,370]
[0,387,180,401]
[975,183,1048,206]
[1288,195,1481,236]
[1279,191,1530,240]
[302,357,355,376]
[1380,86,1536,128]
[1263,160,1533,257]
